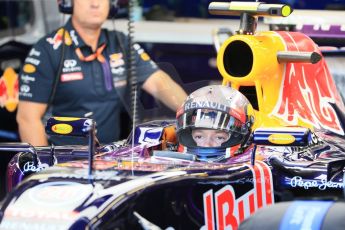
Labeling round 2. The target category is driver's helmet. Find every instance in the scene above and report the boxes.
[176,85,254,162]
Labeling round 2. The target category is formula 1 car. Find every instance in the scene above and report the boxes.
[1,2,345,230]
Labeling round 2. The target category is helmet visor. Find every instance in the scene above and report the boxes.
[177,108,247,135]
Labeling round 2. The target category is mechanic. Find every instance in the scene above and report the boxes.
[16,0,187,146]
[176,85,255,162]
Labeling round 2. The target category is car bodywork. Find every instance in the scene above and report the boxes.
[1,120,345,229]
[1,1,345,230]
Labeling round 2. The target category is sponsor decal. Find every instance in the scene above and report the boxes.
[199,178,255,186]
[19,90,32,98]
[184,101,228,112]
[23,162,49,173]
[140,52,150,61]
[0,220,70,230]
[133,43,151,61]
[51,124,73,135]
[133,43,142,51]
[29,48,41,57]
[61,72,83,82]
[0,182,90,229]
[21,74,35,83]
[268,133,295,145]
[0,67,18,112]
[111,67,125,75]
[24,57,40,66]
[62,59,81,73]
[287,176,344,190]
[0,219,69,230]
[46,28,72,50]
[20,85,30,93]
[48,169,121,180]
[70,30,79,46]
[149,60,158,69]
[109,53,125,68]
[4,209,80,221]
[64,59,77,68]
[272,32,344,135]
[109,53,126,76]
[23,64,36,74]
[82,119,92,132]
[137,127,164,145]
[202,161,274,229]
[28,182,91,206]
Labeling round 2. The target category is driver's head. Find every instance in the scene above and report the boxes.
[176,85,254,162]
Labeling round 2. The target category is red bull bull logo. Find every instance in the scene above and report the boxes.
[202,161,274,230]
[47,28,72,50]
[272,32,345,135]
[0,68,19,112]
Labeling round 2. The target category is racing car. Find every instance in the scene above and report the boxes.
[1,2,345,230]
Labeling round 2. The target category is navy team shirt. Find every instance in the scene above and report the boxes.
[19,19,159,145]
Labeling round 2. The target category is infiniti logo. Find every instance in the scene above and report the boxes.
[64,59,77,68]
[20,85,30,93]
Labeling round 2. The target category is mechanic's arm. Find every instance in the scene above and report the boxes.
[142,70,187,111]
[16,101,48,146]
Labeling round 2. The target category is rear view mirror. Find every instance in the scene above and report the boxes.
[250,127,311,166]
[46,117,96,181]
[253,127,311,147]
[45,117,94,137]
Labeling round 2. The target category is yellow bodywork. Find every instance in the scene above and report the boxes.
[217,31,344,134]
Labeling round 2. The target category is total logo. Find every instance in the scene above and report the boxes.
[52,124,73,135]
[62,59,81,73]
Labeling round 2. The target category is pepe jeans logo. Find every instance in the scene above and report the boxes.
[289,176,344,190]
[23,162,48,173]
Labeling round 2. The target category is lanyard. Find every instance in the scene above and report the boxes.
[75,44,113,91]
